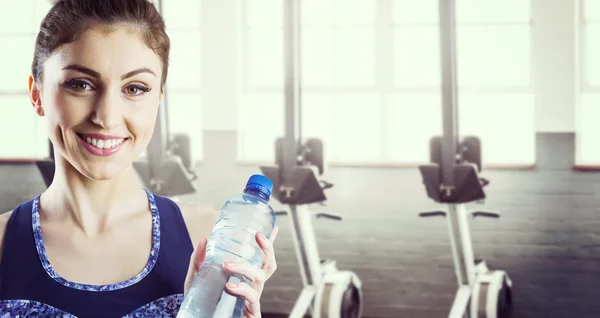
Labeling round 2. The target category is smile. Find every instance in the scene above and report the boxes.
[76,133,129,156]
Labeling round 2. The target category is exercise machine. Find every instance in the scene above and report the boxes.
[37,0,197,198]
[417,1,513,318]
[259,0,362,317]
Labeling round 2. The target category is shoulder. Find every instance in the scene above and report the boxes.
[176,202,219,246]
[0,211,12,265]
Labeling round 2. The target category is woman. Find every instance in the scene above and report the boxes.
[0,0,279,317]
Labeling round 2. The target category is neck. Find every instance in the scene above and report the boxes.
[40,157,146,235]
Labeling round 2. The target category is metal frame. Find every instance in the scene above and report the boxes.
[447,204,476,318]
[287,204,325,318]
[281,0,302,186]
[438,0,460,196]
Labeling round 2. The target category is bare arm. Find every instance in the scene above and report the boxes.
[177,202,220,246]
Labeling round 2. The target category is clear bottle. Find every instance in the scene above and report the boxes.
[177,174,276,318]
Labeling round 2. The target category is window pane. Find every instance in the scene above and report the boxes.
[246,0,282,27]
[333,0,375,25]
[163,0,201,29]
[388,94,442,163]
[0,36,36,92]
[0,1,34,34]
[302,94,335,161]
[459,94,535,165]
[584,0,600,20]
[238,94,284,161]
[392,0,438,24]
[302,28,334,86]
[457,0,531,23]
[585,24,600,86]
[167,31,202,90]
[0,95,44,158]
[394,26,440,87]
[332,94,380,161]
[247,29,283,87]
[167,94,203,160]
[457,25,530,87]
[578,93,600,164]
[302,0,334,25]
[334,28,376,86]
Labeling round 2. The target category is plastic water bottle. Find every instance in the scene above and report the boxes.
[177,174,276,318]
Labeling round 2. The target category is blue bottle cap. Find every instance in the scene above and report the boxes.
[245,174,273,198]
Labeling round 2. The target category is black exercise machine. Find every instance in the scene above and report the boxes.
[259,0,361,317]
[417,1,513,317]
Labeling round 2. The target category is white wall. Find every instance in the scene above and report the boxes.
[199,0,580,133]
[533,0,577,132]
[201,0,239,131]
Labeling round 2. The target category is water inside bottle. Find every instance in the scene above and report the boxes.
[178,262,247,318]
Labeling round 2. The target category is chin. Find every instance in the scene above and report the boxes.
[79,161,131,181]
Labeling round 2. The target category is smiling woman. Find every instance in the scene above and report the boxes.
[0,0,278,317]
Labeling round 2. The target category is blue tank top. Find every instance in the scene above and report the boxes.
[0,190,194,317]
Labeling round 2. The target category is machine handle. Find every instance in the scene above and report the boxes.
[321,180,334,190]
[472,211,500,218]
[315,212,342,221]
[419,211,446,217]
[480,178,490,187]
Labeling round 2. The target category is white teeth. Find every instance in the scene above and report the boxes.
[82,135,125,150]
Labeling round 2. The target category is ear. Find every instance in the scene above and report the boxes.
[28,75,44,117]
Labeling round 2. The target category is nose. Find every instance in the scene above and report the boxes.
[90,88,123,129]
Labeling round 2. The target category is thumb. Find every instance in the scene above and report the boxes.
[184,237,208,294]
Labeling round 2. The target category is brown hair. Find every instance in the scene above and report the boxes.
[32,0,170,87]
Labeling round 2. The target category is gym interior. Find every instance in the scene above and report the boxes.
[0,0,598,317]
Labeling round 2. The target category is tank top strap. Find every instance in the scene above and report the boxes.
[148,192,194,285]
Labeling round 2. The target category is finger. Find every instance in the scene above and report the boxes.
[226,282,260,311]
[224,260,266,285]
[256,231,277,275]
[184,238,208,294]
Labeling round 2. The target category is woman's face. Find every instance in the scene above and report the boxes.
[30,23,163,181]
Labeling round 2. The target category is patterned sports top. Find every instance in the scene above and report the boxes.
[0,190,194,317]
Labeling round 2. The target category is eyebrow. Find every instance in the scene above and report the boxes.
[62,64,157,80]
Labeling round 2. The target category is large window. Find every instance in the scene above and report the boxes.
[238,0,535,166]
[0,0,52,160]
[577,0,600,166]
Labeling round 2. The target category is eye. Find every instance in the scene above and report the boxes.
[66,79,92,91]
[125,84,151,96]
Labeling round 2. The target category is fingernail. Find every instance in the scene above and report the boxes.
[225,261,236,268]
[228,283,238,288]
